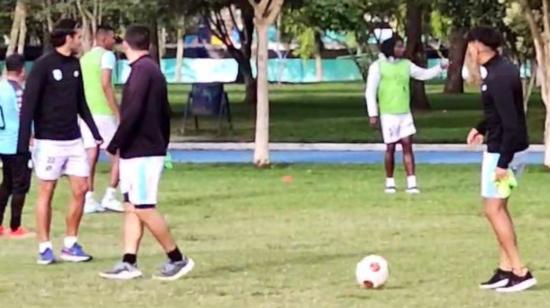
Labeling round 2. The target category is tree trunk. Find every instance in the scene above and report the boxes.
[405,0,430,110]
[314,31,323,82]
[7,0,24,57]
[175,19,185,83]
[253,22,270,167]
[444,29,466,94]
[159,27,167,59]
[17,3,27,55]
[149,18,161,65]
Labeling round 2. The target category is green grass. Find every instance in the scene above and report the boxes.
[2,164,550,307]
[163,82,546,143]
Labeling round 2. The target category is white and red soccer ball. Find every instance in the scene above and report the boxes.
[355,255,389,289]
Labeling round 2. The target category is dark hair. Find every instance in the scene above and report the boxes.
[5,53,25,72]
[97,25,114,36]
[51,19,80,48]
[380,34,403,58]
[466,26,502,51]
[124,25,150,51]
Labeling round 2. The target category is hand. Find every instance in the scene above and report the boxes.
[495,167,508,181]
[369,116,379,129]
[466,128,483,145]
[440,58,450,70]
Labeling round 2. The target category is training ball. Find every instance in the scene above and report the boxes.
[355,255,389,289]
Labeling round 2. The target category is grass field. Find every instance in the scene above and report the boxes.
[1,164,550,307]
[165,82,546,144]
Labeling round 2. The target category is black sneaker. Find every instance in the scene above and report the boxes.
[496,271,537,293]
[479,268,511,289]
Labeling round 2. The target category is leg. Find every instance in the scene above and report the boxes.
[484,198,525,274]
[10,153,33,232]
[66,176,89,237]
[135,208,177,253]
[0,156,13,227]
[109,154,120,188]
[400,136,416,177]
[123,203,144,256]
[385,143,396,178]
[86,147,99,193]
[36,180,57,242]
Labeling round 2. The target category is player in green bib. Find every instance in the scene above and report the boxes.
[80,25,123,213]
[366,35,448,194]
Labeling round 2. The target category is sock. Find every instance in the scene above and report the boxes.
[39,241,53,253]
[385,178,395,188]
[104,187,117,200]
[10,193,25,231]
[122,253,137,265]
[407,176,417,188]
[167,247,184,263]
[64,236,78,248]
[85,191,94,200]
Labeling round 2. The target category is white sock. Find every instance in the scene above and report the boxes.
[407,176,417,188]
[39,241,53,253]
[386,178,396,188]
[64,236,78,248]
[105,187,117,199]
[85,191,94,200]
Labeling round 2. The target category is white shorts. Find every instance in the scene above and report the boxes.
[32,139,90,181]
[120,156,165,208]
[380,113,417,144]
[481,150,528,199]
[80,116,118,150]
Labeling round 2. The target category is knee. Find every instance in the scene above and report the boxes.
[386,145,396,154]
[484,204,501,218]
[73,182,89,198]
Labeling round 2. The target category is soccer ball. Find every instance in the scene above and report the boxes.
[355,255,389,289]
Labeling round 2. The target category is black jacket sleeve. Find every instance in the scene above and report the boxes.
[107,67,149,155]
[17,62,44,153]
[490,76,521,169]
[76,64,102,142]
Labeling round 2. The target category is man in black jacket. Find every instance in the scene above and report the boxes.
[99,25,194,281]
[20,19,102,265]
[465,26,536,293]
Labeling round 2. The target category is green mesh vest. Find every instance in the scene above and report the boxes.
[378,59,411,114]
[81,47,112,115]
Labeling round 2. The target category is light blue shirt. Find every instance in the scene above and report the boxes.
[0,79,20,154]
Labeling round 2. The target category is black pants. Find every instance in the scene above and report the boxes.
[0,153,32,231]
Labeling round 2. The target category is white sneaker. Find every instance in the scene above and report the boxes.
[99,262,143,280]
[84,197,105,214]
[384,186,397,194]
[102,196,124,212]
[406,187,420,194]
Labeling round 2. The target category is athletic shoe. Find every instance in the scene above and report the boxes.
[479,268,511,289]
[60,243,93,262]
[406,187,420,194]
[384,186,397,194]
[102,196,124,212]
[37,248,56,265]
[152,258,195,281]
[496,271,537,293]
[84,196,105,214]
[9,227,35,239]
[99,262,143,280]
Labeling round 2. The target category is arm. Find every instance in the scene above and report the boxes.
[410,62,443,81]
[77,64,102,143]
[491,77,522,169]
[475,119,487,135]
[17,63,44,153]
[365,61,381,117]
[101,51,119,119]
[107,68,150,155]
